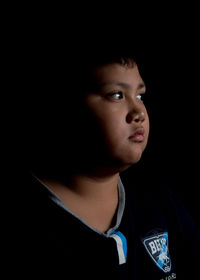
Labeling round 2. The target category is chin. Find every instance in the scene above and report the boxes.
[124,157,142,168]
[124,148,144,164]
[112,153,143,173]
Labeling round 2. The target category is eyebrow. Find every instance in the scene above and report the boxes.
[100,81,146,90]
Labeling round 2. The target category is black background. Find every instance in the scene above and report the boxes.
[124,32,200,223]
[4,7,200,223]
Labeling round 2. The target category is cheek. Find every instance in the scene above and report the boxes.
[87,104,125,140]
[99,114,126,145]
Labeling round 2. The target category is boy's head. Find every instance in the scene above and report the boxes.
[28,45,149,177]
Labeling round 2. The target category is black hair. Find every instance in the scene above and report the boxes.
[26,42,139,104]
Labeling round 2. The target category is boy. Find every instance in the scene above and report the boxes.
[16,48,199,279]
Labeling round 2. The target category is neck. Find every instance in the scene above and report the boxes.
[39,171,120,232]
[68,172,120,200]
[39,170,120,201]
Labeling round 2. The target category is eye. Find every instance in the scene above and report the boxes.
[107,91,124,100]
[136,93,145,101]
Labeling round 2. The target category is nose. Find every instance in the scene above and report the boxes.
[126,110,145,124]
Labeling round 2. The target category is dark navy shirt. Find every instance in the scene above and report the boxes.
[14,172,200,279]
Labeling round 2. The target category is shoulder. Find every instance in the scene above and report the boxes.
[121,174,200,276]
[121,173,200,245]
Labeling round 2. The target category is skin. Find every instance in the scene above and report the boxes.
[84,63,149,171]
[41,62,150,232]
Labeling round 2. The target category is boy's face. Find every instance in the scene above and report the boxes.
[82,63,150,172]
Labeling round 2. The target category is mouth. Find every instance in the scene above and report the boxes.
[128,127,145,142]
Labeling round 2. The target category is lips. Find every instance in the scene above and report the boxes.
[129,127,145,142]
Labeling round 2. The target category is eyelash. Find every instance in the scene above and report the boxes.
[107,91,144,101]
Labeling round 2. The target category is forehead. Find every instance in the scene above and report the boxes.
[92,63,144,89]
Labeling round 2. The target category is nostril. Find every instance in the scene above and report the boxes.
[135,112,145,123]
[126,114,132,123]
[134,116,140,123]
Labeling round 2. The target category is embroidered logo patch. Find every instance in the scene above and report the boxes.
[142,232,171,273]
